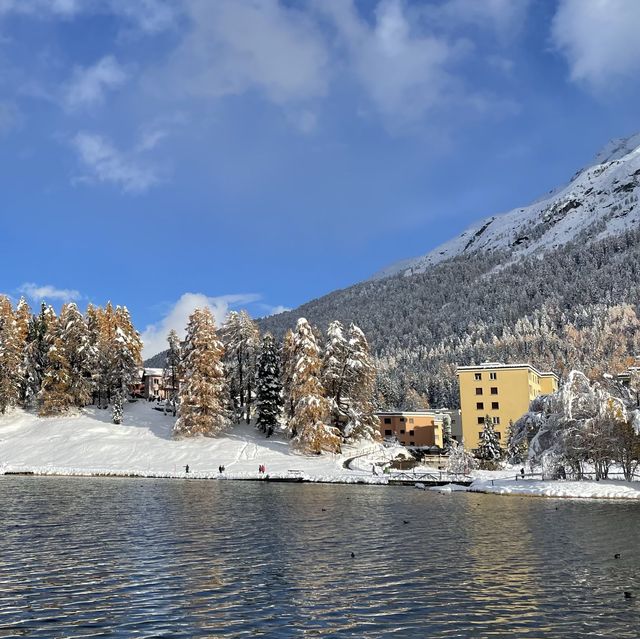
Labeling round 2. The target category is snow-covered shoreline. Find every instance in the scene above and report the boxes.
[467,478,640,500]
[1,402,639,499]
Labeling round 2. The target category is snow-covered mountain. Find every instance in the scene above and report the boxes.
[373,133,640,279]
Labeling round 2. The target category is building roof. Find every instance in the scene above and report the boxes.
[375,411,444,422]
[456,362,558,380]
[143,368,164,377]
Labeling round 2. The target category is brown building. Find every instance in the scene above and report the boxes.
[377,411,444,448]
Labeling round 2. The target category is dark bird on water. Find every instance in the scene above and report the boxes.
[614,553,621,559]
[624,591,634,599]
[321,508,326,512]
[350,552,355,558]
[403,520,409,524]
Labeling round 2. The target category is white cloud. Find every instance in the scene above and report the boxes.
[141,292,261,359]
[19,282,81,303]
[0,0,79,16]
[71,131,159,193]
[63,55,128,111]
[167,0,329,106]
[426,0,530,38]
[317,0,466,124]
[106,0,179,34]
[552,0,640,90]
[264,304,291,316]
[0,0,178,32]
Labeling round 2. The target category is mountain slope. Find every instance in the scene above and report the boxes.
[149,134,640,411]
[372,133,640,279]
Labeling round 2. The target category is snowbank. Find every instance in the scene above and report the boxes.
[469,478,640,500]
[0,402,390,484]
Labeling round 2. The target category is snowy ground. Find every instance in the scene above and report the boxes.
[0,401,397,483]
[467,477,640,500]
[1,402,639,500]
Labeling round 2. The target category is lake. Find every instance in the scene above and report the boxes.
[0,477,638,637]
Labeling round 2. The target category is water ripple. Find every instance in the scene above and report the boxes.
[0,478,638,638]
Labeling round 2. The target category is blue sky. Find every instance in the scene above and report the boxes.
[1,0,640,357]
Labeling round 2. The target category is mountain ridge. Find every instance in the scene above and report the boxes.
[371,133,640,280]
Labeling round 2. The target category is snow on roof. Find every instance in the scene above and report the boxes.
[144,368,164,376]
[456,362,558,379]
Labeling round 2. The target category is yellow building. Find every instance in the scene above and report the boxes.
[456,362,558,450]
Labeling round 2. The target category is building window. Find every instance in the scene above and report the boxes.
[478,432,483,439]
[475,388,483,395]
[409,430,415,436]
[490,372,497,380]
[409,418,414,424]
[477,417,484,425]
[409,441,415,446]
[490,387,498,395]
[384,429,392,436]
[474,373,482,380]
[492,416,500,425]
[491,402,499,410]
[476,402,484,410]
[384,418,391,424]
[400,429,405,434]
[495,431,502,439]
[399,417,406,422]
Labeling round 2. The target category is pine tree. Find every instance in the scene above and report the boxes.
[506,419,527,465]
[290,318,340,454]
[86,303,105,405]
[39,334,73,416]
[343,324,378,441]
[322,320,350,430]
[476,416,503,465]
[14,297,31,406]
[222,310,260,423]
[281,328,296,426]
[442,413,453,452]
[23,302,56,407]
[174,308,228,437]
[109,306,142,423]
[60,303,94,407]
[163,329,181,416]
[255,333,283,437]
[0,296,22,414]
[446,440,477,474]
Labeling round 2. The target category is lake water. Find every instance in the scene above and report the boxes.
[0,477,638,638]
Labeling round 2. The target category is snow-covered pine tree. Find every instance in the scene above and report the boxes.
[23,302,56,407]
[163,329,181,415]
[174,308,229,437]
[85,303,105,405]
[321,320,349,431]
[109,306,143,424]
[222,310,260,423]
[446,440,478,474]
[14,297,31,406]
[476,416,503,466]
[281,328,296,426]
[39,333,74,416]
[290,318,340,454]
[60,303,94,407]
[343,324,378,442]
[0,296,22,414]
[255,333,283,437]
[442,413,453,452]
[506,419,527,465]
